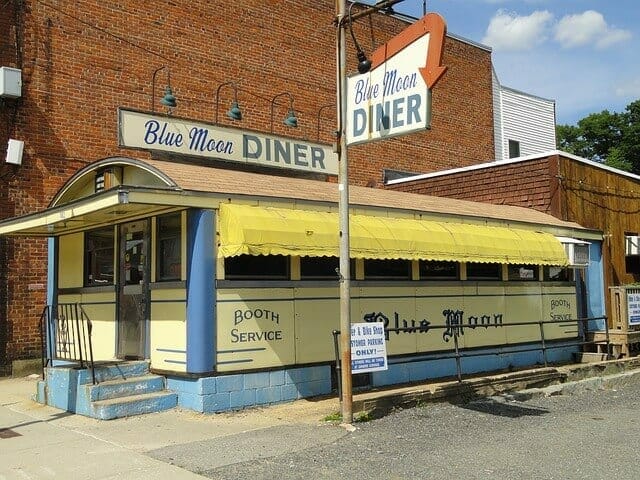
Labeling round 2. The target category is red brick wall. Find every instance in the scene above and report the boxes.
[0,1,496,371]
[389,158,557,214]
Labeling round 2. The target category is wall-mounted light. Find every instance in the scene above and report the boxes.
[151,66,177,113]
[270,92,298,132]
[348,3,372,74]
[215,81,242,122]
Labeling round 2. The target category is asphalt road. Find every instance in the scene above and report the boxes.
[149,381,640,480]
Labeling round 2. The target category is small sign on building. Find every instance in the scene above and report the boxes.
[350,322,388,373]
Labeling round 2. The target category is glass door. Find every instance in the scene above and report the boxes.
[117,220,150,359]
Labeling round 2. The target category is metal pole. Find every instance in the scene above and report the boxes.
[336,0,353,425]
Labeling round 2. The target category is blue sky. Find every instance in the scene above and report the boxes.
[364,0,640,125]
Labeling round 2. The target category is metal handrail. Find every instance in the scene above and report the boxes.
[40,303,96,384]
[332,315,609,395]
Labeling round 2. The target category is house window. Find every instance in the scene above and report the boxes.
[363,259,411,280]
[467,263,501,280]
[419,260,458,280]
[156,213,182,281]
[507,264,538,281]
[224,255,290,280]
[508,139,520,158]
[84,227,114,286]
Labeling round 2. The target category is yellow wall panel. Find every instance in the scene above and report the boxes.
[58,234,84,288]
[217,291,295,371]
[79,291,116,361]
[150,291,187,372]
[215,282,580,372]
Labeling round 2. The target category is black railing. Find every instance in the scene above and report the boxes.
[333,316,610,400]
[40,303,96,384]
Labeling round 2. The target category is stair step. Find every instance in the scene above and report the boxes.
[91,391,177,420]
[89,361,150,383]
[88,374,165,401]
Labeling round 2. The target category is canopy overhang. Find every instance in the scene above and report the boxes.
[218,203,569,266]
[0,188,194,237]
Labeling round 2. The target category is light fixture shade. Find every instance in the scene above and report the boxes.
[227,100,242,120]
[161,85,177,108]
[283,109,298,128]
[357,50,372,74]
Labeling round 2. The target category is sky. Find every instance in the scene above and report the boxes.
[363,0,640,125]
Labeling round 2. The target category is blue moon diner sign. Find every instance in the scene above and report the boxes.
[118,108,339,176]
[346,12,447,145]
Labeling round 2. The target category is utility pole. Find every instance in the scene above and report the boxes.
[335,0,353,425]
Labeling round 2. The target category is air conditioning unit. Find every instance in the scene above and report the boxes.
[557,237,590,268]
[626,236,640,256]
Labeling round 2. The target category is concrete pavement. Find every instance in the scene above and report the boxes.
[3,357,640,479]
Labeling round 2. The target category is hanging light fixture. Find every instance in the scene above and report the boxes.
[348,3,371,74]
[270,92,298,132]
[151,66,177,113]
[215,81,242,123]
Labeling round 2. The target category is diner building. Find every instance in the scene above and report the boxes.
[0,1,599,416]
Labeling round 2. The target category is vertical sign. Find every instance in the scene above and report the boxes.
[346,13,447,145]
[350,322,388,373]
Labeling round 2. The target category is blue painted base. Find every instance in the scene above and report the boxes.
[167,365,332,413]
[372,343,578,387]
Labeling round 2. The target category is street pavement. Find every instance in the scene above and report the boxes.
[2,362,640,479]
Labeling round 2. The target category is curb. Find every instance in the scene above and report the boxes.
[352,356,640,416]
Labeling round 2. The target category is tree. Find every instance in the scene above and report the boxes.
[556,99,640,174]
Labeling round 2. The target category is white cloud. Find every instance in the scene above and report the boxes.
[482,10,553,51]
[554,10,631,49]
[615,78,640,98]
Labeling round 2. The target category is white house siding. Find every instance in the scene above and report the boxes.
[492,68,504,161]
[497,85,557,160]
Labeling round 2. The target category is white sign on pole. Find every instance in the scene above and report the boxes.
[345,13,447,145]
[350,322,388,373]
[627,292,640,325]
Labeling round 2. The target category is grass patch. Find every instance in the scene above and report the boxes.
[323,411,342,422]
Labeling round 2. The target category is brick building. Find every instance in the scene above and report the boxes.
[0,1,503,375]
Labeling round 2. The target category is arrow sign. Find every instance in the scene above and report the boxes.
[370,13,448,89]
[346,13,448,145]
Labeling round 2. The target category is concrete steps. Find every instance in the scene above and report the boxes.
[82,361,177,420]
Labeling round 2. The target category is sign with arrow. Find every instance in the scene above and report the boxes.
[346,12,447,145]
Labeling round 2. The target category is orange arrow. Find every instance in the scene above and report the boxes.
[370,12,447,89]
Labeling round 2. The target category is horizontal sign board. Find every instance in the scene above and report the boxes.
[119,108,338,175]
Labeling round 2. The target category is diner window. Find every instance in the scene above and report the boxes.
[156,213,182,281]
[224,254,289,280]
[419,260,458,280]
[300,257,355,280]
[508,264,538,281]
[364,259,411,280]
[84,227,114,286]
[466,262,501,280]
[544,266,574,282]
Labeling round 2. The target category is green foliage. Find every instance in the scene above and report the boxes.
[354,410,373,422]
[323,411,342,422]
[556,99,640,174]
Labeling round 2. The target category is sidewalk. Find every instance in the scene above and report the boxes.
[2,357,640,479]
[0,375,345,480]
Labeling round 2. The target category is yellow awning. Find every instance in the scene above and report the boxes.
[218,203,568,265]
